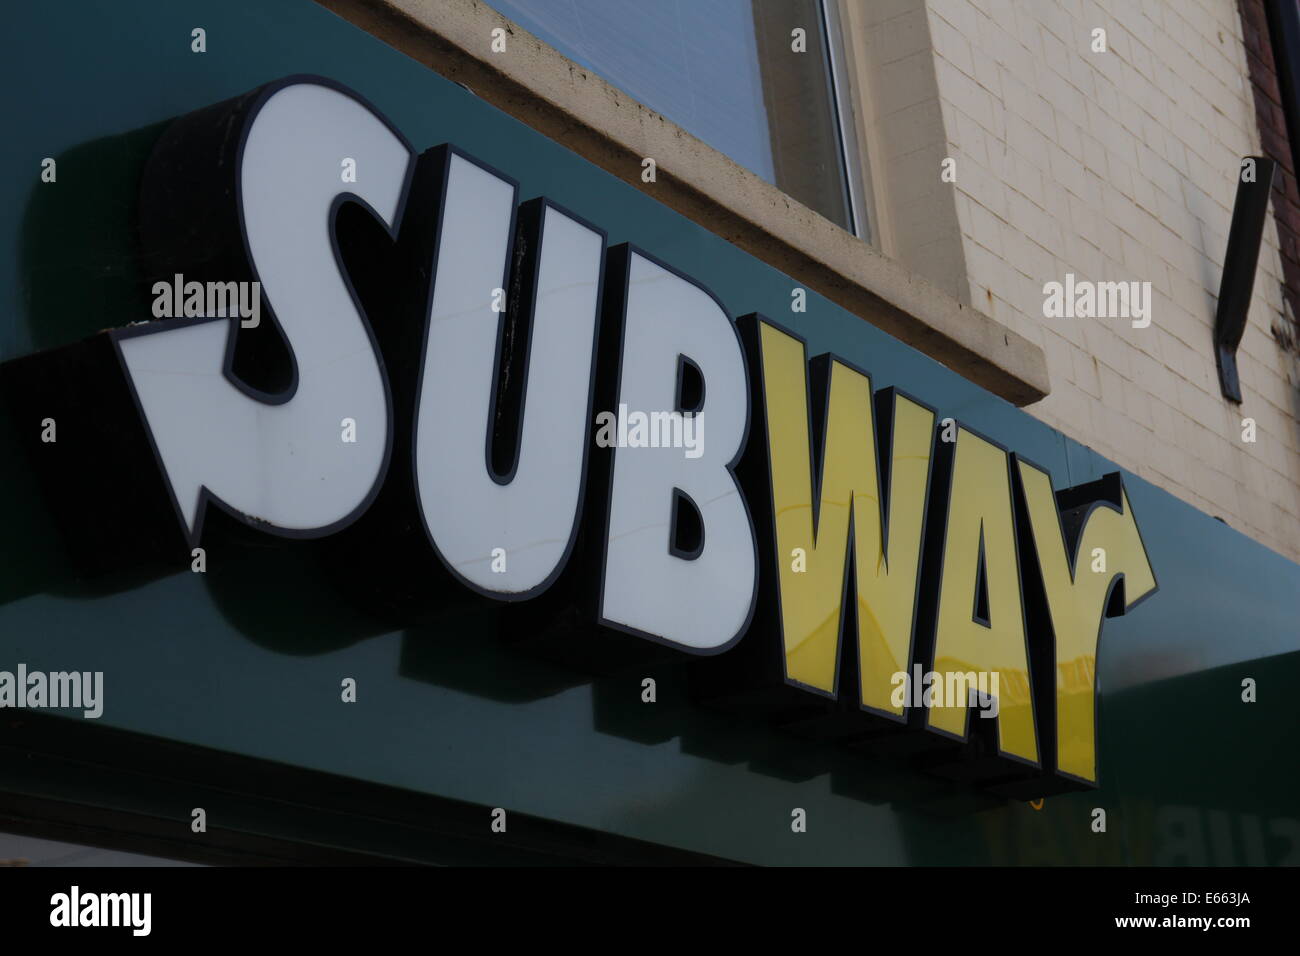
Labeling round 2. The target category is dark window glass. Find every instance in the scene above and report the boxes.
[484,0,858,232]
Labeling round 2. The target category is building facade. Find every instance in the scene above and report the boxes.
[342,0,1300,563]
[1,0,1297,867]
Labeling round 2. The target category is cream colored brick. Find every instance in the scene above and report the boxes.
[931,0,980,38]
[1119,373,1153,428]
[1163,336,1211,390]
[963,196,1008,256]
[928,9,977,80]
[1072,343,1104,397]
[877,7,933,65]
[949,107,992,168]
[881,49,939,114]
[935,56,996,131]
[1001,69,1053,136]
[1082,318,1135,378]
[883,98,948,161]
[921,0,1300,560]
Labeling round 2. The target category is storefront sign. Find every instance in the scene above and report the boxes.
[24,77,1159,794]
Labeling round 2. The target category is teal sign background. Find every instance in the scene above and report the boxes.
[1,0,1297,864]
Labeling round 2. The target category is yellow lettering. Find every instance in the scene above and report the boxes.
[1016,462,1156,784]
[928,428,1038,764]
[757,321,934,713]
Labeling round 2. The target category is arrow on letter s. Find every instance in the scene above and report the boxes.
[112,79,413,545]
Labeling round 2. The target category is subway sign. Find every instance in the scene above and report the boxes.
[6,77,1157,799]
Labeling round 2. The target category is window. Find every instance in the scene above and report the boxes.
[485,0,868,237]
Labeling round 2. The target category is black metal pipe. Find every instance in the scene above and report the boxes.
[1214,156,1276,402]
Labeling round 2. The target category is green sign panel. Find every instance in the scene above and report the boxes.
[0,0,1296,865]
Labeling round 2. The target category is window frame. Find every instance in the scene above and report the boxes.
[819,0,876,242]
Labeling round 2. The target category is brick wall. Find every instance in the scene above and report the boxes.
[926,0,1300,562]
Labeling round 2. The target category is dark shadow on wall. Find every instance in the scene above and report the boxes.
[0,124,172,609]
[18,124,170,352]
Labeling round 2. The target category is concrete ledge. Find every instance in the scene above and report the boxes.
[314,0,1050,405]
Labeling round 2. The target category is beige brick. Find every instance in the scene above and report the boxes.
[929,10,977,80]
[919,0,1300,561]
[881,49,940,113]
[1119,373,1153,429]
[878,7,935,65]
